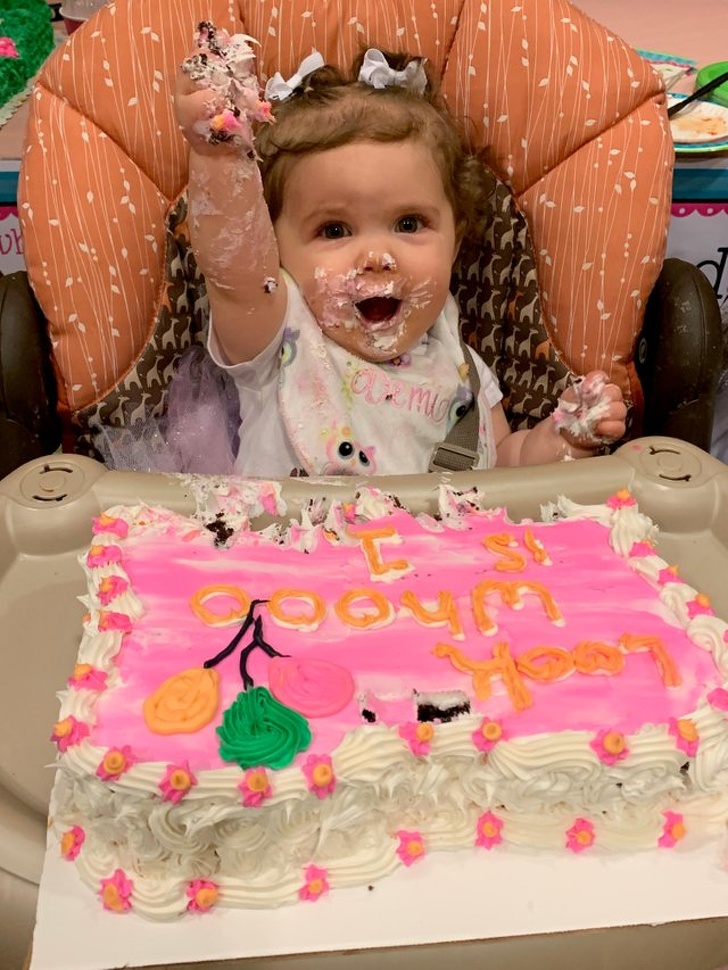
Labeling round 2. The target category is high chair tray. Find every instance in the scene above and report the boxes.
[2,437,728,970]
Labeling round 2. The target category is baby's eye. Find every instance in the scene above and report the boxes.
[395,215,423,234]
[318,223,351,240]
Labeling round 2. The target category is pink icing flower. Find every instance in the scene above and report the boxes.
[708,688,728,711]
[302,754,336,799]
[475,811,504,850]
[97,574,129,605]
[96,745,135,781]
[0,37,19,58]
[629,540,654,558]
[186,879,220,912]
[98,611,132,634]
[668,717,699,757]
[566,818,595,853]
[396,830,426,867]
[159,762,197,803]
[686,594,715,619]
[472,718,505,753]
[606,489,636,510]
[239,767,272,807]
[299,865,329,902]
[86,544,123,568]
[60,825,85,861]
[92,513,129,538]
[50,715,89,752]
[399,721,434,756]
[99,869,133,912]
[590,728,629,766]
[657,565,681,586]
[67,663,108,691]
[658,811,687,849]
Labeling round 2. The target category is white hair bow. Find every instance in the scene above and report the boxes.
[264,51,326,102]
[357,49,428,95]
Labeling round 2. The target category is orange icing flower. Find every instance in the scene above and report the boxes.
[97,574,129,606]
[302,754,336,799]
[159,762,197,803]
[299,865,329,902]
[606,489,635,510]
[50,715,89,752]
[687,594,715,619]
[186,879,220,912]
[143,666,220,735]
[86,544,123,568]
[98,611,132,633]
[96,746,135,781]
[566,818,595,853]
[668,717,699,757]
[658,811,686,848]
[67,663,108,691]
[396,830,425,866]
[475,811,504,849]
[472,718,504,753]
[590,729,629,766]
[92,513,128,538]
[99,869,133,912]
[399,721,434,756]
[60,825,85,861]
[239,767,272,808]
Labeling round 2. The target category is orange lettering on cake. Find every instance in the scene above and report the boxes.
[190,585,250,627]
[267,589,327,631]
[348,525,411,578]
[433,641,533,711]
[400,590,464,638]
[482,533,527,572]
[471,579,563,635]
[619,634,682,688]
[572,641,624,675]
[335,588,394,629]
[523,529,549,564]
[516,646,574,681]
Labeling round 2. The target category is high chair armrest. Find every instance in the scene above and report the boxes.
[0,272,61,479]
[636,258,724,451]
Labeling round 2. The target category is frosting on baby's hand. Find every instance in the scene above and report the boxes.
[181,21,273,146]
[552,372,612,442]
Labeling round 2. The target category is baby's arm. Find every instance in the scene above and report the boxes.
[175,24,286,363]
[494,371,627,466]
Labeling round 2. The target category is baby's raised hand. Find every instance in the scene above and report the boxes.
[553,370,627,450]
[175,21,272,155]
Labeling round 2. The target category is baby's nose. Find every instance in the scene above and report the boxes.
[362,250,398,273]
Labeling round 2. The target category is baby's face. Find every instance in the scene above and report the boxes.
[273,139,459,362]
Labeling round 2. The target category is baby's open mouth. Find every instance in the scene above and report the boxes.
[355,297,402,325]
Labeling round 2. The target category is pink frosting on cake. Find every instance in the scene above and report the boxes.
[89,507,717,769]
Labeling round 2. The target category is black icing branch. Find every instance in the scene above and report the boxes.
[203,600,287,689]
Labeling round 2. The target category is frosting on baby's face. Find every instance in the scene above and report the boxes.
[273,139,459,362]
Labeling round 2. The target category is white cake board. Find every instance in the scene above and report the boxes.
[30,787,728,970]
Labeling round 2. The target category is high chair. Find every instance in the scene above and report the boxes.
[0,0,723,479]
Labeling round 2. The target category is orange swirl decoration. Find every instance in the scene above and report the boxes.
[143,667,220,735]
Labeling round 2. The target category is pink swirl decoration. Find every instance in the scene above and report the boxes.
[268,657,355,718]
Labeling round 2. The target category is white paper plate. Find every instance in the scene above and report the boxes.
[668,95,728,147]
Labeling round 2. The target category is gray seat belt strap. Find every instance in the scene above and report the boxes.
[428,340,482,472]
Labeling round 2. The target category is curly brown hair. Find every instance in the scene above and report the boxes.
[255,50,495,243]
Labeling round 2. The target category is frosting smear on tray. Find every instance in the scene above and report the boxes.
[50,485,728,919]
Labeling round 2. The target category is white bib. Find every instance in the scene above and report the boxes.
[278,278,494,476]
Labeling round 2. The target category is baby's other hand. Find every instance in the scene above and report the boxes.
[175,22,271,155]
[555,370,627,449]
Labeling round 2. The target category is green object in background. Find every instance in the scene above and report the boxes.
[0,0,55,110]
[696,61,728,108]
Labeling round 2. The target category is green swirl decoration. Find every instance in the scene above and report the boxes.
[217,686,312,770]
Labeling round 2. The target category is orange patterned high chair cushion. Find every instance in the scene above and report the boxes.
[18,0,672,454]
